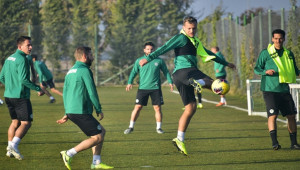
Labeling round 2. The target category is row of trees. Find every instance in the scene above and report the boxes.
[1,0,299,93]
[0,0,193,82]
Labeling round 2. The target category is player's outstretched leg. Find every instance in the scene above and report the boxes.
[7,145,23,160]
[60,151,72,170]
[91,163,114,169]
[188,78,202,93]
[172,138,188,156]
[124,128,134,134]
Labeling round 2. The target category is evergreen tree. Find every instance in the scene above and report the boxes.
[159,0,191,43]
[107,0,142,77]
[0,0,33,66]
[41,0,70,72]
[29,0,43,56]
[69,0,95,58]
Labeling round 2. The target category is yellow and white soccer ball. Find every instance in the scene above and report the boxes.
[211,79,230,95]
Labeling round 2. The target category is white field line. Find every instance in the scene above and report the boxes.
[171,90,287,124]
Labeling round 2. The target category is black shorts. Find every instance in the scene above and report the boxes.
[263,91,297,117]
[136,89,163,106]
[42,78,55,88]
[67,114,102,136]
[172,67,213,106]
[216,75,226,80]
[5,98,33,121]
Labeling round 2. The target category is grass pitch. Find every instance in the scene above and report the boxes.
[0,86,300,170]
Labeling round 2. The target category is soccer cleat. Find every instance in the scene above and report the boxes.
[50,99,56,103]
[60,151,72,170]
[6,151,14,158]
[189,78,202,93]
[91,163,114,169]
[124,128,134,134]
[156,128,164,134]
[172,138,188,156]
[216,102,225,107]
[272,144,281,150]
[290,144,300,150]
[7,145,23,160]
[197,103,203,109]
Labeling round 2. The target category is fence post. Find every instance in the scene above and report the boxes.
[259,11,262,52]
[221,18,225,47]
[268,9,272,44]
[235,16,242,87]
[251,13,254,39]
[281,8,285,30]
[28,24,31,37]
[94,23,98,86]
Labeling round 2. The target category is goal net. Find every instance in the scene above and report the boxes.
[246,79,300,122]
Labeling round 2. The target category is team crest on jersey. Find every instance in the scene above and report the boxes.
[97,125,101,131]
[7,57,16,61]
[136,99,139,103]
[155,62,158,66]
[269,109,274,114]
[67,69,77,75]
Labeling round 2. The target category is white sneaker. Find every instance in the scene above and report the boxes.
[156,128,164,134]
[124,128,134,134]
[6,151,14,158]
[7,145,23,160]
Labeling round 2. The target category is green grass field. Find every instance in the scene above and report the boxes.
[0,86,300,170]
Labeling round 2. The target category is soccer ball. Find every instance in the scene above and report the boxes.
[211,79,230,95]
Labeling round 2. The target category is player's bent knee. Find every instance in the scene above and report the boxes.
[21,121,32,128]
[286,114,296,120]
[91,134,103,144]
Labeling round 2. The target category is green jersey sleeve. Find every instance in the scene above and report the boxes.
[146,34,186,61]
[160,59,173,84]
[82,69,102,113]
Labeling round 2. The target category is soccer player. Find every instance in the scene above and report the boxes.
[32,54,63,103]
[182,91,203,110]
[254,29,300,150]
[124,42,173,135]
[211,47,227,106]
[0,36,44,160]
[26,54,37,83]
[57,47,113,169]
[139,16,235,155]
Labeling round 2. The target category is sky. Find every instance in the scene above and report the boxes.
[192,0,299,20]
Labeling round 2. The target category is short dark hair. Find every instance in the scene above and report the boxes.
[74,46,92,60]
[212,46,219,51]
[144,42,155,48]
[31,54,38,60]
[272,29,285,38]
[183,16,197,24]
[17,36,31,46]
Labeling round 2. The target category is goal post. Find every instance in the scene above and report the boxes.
[247,79,300,122]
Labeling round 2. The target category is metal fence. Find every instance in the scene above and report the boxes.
[1,7,299,89]
[199,7,300,93]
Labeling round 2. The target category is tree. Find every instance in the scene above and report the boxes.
[0,0,34,66]
[238,8,264,26]
[105,0,142,83]
[159,0,192,44]
[29,0,43,56]
[286,0,299,65]
[196,3,225,78]
[69,0,90,56]
[41,0,70,73]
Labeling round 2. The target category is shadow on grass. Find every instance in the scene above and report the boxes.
[152,158,300,168]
